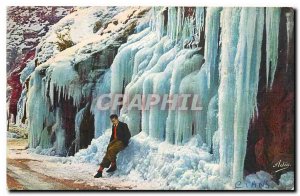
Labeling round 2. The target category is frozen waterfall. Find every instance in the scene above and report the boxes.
[22,7,283,186]
[110,7,281,184]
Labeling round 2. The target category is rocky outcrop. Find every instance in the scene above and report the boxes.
[7,50,35,123]
[22,7,151,155]
[7,6,75,123]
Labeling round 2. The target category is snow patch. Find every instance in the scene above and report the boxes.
[72,129,223,190]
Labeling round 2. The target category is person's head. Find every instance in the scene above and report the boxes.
[110,114,119,125]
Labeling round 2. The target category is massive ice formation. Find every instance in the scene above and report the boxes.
[17,6,289,187]
[22,6,151,155]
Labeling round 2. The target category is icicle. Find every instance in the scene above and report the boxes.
[175,57,211,145]
[175,71,197,144]
[92,70,112,138]
[131,39,157,80]
[148,73,170,140]
[16,89,27,126]
[45,63,83,108]
[157,7,167,39]
[265,8,281,89]
[49,78,55,106]
[182,17,195,48]
[205,94,218,150]
[232,8,264,184]
[164,51,203,144]
[165,50,198,144]
[212,130,220,162]
[57,85,62,103]
[26,69,50,148]
[20,59,35,84]
[123,38,176,137]
[39,127,52,148]
[175,7,184,42]
[249,9,265,120]
[286,10,294,71]
[141,76,153,135]
[167,7,177,40]
[111,29,157,96]
[139,45,177,136]
[151,52,202,141]
[149,7,166,39]
[52,108,66,155]
[119,36,169,135]
[75,105,86,152]
[218,7,240,178]
[195,7,205,33]
[204,7,221,89]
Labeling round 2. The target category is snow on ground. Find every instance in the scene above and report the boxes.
[7,163,58,190]
[14,131,294,190]
[72,129,223,190]
[278,171,294,190]
[70,130,294,190]
[9,139,159,190]
[26,159,158,190]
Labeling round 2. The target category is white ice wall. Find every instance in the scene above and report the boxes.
[24,7,283,185]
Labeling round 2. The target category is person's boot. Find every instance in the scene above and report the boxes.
[94,171,102,178]
[106,163,117,173]
[94,165,103,178]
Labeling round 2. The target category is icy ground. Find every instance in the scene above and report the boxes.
[7,138,159,190]
[26,129,294,190]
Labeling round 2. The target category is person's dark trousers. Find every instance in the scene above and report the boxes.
[100,139,125,168]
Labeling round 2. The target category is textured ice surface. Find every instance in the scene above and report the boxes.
[23,7,288,188]
[279,171,294,190]
[73,129,223,190]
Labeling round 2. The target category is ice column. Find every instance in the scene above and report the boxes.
[52,108,66,156]
[167,7,177,40]
[141,46,177,135]
[265,8,281,89]
[93,70,112,138]
[75,105,86,152]
[176,54,211,145]
[204,7,221,89]
[195,7,205,35]
[175,7,184,41]
[232,8,264,184]
[150,7,166,39]
[16,89,27,126]
[26,68,49,148]
[120,36,167,136]
[205,94,218,150]
[148,72,170,140]
[218,8,241,178]
[173,7,221,146]
[286,10,294,71]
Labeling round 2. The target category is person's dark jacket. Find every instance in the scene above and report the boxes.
[110,121,131,146]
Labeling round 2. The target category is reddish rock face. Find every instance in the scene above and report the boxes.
[248,65,295,174]
[245,8,295,179]
[6,7,74,123]
[7,50,35,122]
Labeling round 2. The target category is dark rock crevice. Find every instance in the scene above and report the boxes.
[245,8,295,179]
